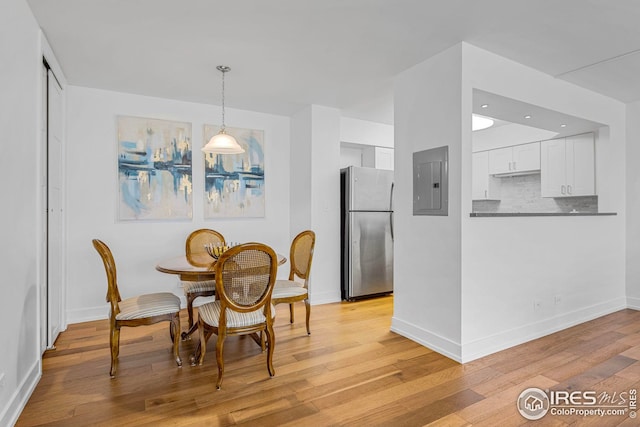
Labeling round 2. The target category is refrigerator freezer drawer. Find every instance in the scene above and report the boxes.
[347,211,393,299]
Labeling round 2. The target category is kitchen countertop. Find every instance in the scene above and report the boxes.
[469,212,617,217]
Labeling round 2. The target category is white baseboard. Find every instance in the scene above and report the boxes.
[310,290,342,306]
[390,317,462,363]
[461,296,628,363]
[389,297,628,365]
[66,305,108,324]
[0,359,40,427]
[627,296,640,310]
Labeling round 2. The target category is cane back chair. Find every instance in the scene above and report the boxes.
[272,230,315,335]
[182,229,226,339]
[92,239,182,378]
[194,242,278,389]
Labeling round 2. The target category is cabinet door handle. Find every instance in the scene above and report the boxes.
[513,161,516,170]
[485,190,487,198]
[561,185,566,195]
[567,185,572,195]
[508,161,512,171]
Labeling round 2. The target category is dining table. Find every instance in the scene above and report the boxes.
[156,251,287,339]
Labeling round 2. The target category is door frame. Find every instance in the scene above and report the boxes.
[38,34,67,353]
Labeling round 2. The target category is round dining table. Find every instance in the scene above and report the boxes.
[156,252,287,281]
[156,251,287,343]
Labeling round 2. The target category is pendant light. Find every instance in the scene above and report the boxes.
[202,66,245,154]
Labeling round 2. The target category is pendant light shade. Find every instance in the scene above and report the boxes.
[205,130,244,154]
[202,66,245,155]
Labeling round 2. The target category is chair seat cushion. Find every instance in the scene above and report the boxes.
[272,286,307,299]
[181,279,216,294]
[199,300,276,328]
[116,292,181,320]
[273,280,308,298]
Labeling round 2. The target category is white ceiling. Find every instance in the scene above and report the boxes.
[26,0,640,125]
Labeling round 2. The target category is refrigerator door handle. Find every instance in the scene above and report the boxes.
[390,182,395,241]
[390,182,395,212]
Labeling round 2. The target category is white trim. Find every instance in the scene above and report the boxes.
[390,317,462,363]
[0,360,40,427]
[66,305,109,324]
[40,32,67,87]
[627,297,640,311]
[461,297,627,363]
[309,290,341,306]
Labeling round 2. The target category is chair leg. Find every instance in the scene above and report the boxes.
[289,303,294,323]
[197,318,207,366]
[186,294,195,329]
[215,332,226,390]
[265,324,275,378]
[171,314,182,367]
[110,323,120,378]
[305,298,311,335]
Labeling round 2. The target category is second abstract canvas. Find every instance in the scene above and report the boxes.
[203,125,265,218]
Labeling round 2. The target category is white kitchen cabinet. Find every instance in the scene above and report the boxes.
[361,146,394,170]
[375,147,394,170]
[541,133,595,197]
[472,151,500,200]
[488,141,540,175]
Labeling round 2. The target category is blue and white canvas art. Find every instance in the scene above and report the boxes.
[203,125,265,218]
[117,116,193,220]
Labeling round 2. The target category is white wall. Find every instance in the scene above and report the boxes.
[65,86,292,322]
[392,42,627,364]
[340,117,393,148]
[290,108,312,237]
[290,105,342,305]
[0,0,42,425]
[626,101,640,308]
[310,106,342,304]
[339,145,363,168]
[460,44,627,361]
[392,44,463,360]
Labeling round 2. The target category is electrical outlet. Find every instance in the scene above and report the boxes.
[0,372,5,388]
[533,299,542,312]
[554,295,562,305]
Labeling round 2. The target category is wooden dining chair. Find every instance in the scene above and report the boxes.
[182,229,226,339]
[272,230,315,335]
[92,239,182,378]
[194,242,278,389]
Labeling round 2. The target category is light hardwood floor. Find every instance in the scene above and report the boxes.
[16,297,640,426]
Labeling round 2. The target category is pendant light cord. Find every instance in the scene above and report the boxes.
[218,66,229,133]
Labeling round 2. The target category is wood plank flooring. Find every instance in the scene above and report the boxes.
[15,297,640,426]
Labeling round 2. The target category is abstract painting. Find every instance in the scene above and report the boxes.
[117,116,193,220]
[203,125,265,218]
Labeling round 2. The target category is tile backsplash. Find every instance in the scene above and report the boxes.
[472,173,597,214]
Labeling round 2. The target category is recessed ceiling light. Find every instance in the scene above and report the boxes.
[560,124,567,128]
[524,115,532,119]
[481,104,489,108]
[472,114,494,131]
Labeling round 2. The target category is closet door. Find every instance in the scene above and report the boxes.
[46,68,64,349]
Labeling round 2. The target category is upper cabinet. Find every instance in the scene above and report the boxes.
[472,151,500,200]
[541,133,595,197]
[361,146,394,170]
[488,141,540,175]
[374,147,394,170]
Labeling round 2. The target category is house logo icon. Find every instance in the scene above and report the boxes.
[517,388,550,420]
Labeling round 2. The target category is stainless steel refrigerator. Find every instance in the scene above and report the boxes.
[341,166,394,300]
